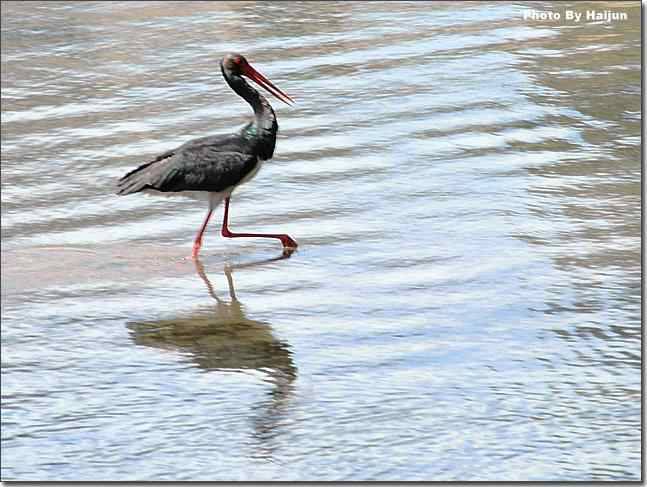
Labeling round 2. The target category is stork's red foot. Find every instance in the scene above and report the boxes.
[279,235,298,249]
[220,198,296,250]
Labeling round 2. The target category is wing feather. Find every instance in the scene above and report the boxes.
[116,135,257,195]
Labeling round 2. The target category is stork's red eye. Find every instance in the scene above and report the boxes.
[234,57,242,64]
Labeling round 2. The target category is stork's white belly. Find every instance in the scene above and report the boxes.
[238,157,263,186]
[141,189,212,202]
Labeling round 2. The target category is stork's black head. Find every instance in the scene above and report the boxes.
[221,53,248,76]
[220,53,294,106]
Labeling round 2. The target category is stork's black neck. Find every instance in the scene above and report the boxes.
[221,63,278,160]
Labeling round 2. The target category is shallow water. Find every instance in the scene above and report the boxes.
[1,1,641,481]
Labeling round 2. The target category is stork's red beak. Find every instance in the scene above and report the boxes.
[243,63,294,106]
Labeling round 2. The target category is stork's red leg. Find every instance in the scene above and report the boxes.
[221,197,297,248]
[192,209,213,258]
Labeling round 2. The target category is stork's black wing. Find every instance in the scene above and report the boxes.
[116,135,257,195]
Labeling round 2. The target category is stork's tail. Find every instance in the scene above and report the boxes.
[116,152,174,195]
[116,166,152,195]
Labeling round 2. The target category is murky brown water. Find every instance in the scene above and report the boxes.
[1,1,641,481]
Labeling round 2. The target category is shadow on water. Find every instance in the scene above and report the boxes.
[126,251,297,459]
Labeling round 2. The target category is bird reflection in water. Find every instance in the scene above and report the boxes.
[127,250,296,458]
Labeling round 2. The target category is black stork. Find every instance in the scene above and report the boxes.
[116,53,297,258]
